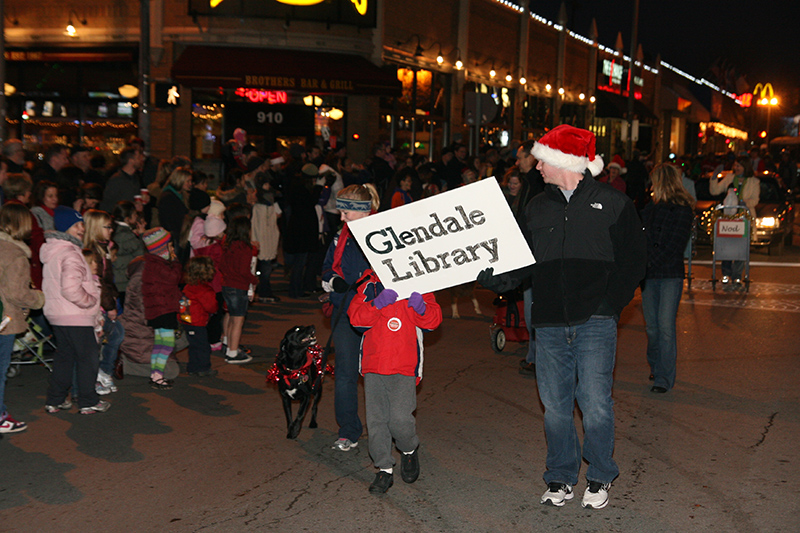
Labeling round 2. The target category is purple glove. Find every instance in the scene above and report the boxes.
[372,289,397,310]
[408,292,426,315]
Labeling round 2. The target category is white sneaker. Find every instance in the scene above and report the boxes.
[581,481,611,509]
[95,382,112,395]
[79,400,111,415]
[331,438,358,451]
[540,482,574,506]
[97,370,118,392]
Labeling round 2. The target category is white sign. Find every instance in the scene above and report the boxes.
[716,218,746,238]
[347,178,535,300]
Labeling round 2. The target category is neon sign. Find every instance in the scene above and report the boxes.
[235,88,288,104]
[210,0,367,15]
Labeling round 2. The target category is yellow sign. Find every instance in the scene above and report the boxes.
[275,0,325,5]
[210,0,366,15]
[753,83,774,100]
[351,0,367,15]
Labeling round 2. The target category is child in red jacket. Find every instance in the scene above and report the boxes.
[180,256,219,377]
[219,216,258,364]
[141,227,183,390]
[347,269,442,495]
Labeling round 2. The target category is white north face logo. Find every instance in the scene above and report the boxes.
[591,203,603,210]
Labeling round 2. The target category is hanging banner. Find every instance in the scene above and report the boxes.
[347,177,535,300]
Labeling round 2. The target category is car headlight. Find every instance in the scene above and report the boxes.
[757,216,777,228]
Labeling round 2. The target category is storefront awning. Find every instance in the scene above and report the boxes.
[594,90,657,124]
[171,45,401,96]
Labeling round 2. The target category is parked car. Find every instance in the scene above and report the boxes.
[693,172,794,253]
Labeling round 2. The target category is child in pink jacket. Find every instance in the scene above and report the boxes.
[42,207,109,415]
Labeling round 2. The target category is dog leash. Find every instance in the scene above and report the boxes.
[319,273,371,383]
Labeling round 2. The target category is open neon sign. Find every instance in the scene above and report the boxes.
[235,88,288,104]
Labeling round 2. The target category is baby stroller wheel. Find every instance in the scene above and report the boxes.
[490,328,506,353]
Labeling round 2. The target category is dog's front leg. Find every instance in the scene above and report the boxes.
[282,394,296,439]
[288,394,311,439]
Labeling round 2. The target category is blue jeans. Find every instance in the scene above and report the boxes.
[332,309,363,442]
[523,287,536,364]
[99,318,124,376]
[256,259,274,298]
[641,278,683,390]
[283,252,308,298]
[0,333,17,415]
[185,324,211,373]
[535,316,619,485]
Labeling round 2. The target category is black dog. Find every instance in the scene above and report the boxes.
[267,325,328,439]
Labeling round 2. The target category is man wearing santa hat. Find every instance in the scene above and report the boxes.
[478,124,646,510]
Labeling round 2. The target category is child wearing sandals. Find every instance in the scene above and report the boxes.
[141,227,183,390]
[347,269,442,494]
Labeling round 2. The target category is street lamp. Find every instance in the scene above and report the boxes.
[757,95,779,141]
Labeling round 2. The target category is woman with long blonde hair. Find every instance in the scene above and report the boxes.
[640,163,694,394]
[321,183,380,452]
[83,209,124,394]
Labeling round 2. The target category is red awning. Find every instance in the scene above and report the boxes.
[171,45,400,96]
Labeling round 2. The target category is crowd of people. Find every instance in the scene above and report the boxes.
[0,127,793,505]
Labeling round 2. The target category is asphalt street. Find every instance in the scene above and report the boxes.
[1,248,799,532]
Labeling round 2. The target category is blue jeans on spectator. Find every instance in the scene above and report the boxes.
[283,252,308,298]
[641,278,683,391]
[535,316,619,486]
[256,259,275,298]
[99,318,124,377]
[523,287,536,364]
[0,333,17,415]
[332,309,363,443]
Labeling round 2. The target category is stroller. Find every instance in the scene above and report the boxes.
[489,290,529,353]
[6,318,55,378]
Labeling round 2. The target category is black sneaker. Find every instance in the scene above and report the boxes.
[225,351,253,364]
[400,446,420,483]
[519,359,536,377]
[369,471,393,494]
[188,369,219,377]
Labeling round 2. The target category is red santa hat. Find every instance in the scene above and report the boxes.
[532,124,604,177]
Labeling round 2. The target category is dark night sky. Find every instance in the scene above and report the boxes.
[529,0,800,112]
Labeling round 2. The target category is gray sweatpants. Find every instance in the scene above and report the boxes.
[364,373,420,470]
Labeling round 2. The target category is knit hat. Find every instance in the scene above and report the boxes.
[189,188,211,212]
[204,216,226,238]
[531,124,604,177]
[270,152,285,166]
[142,227,172,260]
[301,163,319,177]
[53,206,84,233]
[208,199,225,218]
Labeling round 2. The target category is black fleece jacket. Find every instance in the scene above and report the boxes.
[495,172,646,327]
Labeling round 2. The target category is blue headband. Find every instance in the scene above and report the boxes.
[336,197,372,212]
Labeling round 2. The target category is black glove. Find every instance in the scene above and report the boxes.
[331,276,349,293]
[477,267,504,293]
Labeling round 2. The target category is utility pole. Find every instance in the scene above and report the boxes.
[0,0,7,143]
[139,0,151,149]
[626,0,639,159]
